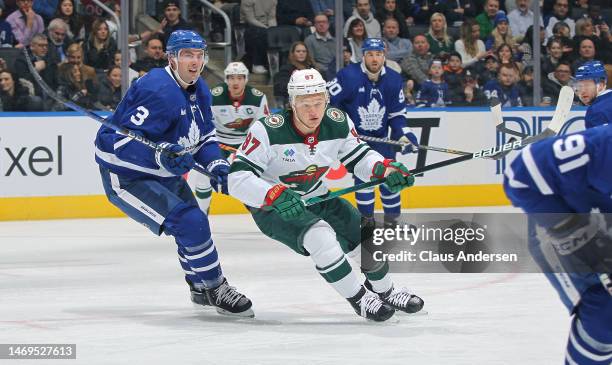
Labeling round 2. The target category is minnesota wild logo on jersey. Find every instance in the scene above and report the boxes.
[280,164,329,193]
[210,83,270,146]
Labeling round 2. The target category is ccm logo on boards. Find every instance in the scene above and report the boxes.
[1,136,63,176]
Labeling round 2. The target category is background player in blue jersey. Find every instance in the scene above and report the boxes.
[574,61,612,129]
[504,127,612,364]
[327,38,418,227]
[94,30,253,317]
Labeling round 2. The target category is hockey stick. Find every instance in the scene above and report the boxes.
[305,87,575,205]
[22,49,216,179]
[357,135,497,159]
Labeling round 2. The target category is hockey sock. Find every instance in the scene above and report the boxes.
[177,249,201,288]
[379,184,401,217]
[179,240,224,289]
[303,221,361,298]
[347,245,393,293]
[565,316,612,365]
[354,177,375,217]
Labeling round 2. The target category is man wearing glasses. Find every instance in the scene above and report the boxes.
[14,33,57,99]
[6,0,44,47]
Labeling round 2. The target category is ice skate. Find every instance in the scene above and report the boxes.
[347,286,395,322]
[205,278,254,317]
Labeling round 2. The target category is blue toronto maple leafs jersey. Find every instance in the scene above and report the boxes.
[95,66,222,179]
[328,62,407,157]
[504,126,612,310]
[585,89,612,129]
[483,79,523,107]
[415,80,450,107]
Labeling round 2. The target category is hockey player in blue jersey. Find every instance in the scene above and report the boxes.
[327,38,418,227]
[504,127,612,364]
[94,30,253,317]
[574,60,612,129]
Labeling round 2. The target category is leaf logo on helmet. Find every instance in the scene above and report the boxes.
[287,69,328,103]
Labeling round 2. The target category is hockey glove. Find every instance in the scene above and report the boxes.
[393,127,419,154]
[156,142,195,176]
[207,159,230,195]
[537,214,612,295]
[371,159,415,193]
[264,184,306,220]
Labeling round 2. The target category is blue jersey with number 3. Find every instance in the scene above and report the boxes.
[94,67,222,179]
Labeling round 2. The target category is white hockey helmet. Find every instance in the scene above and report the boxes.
[224,62,249,82]
[287,68,328,104]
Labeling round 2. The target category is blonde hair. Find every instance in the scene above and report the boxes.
[428,13,451,46]
[490,21,516,51]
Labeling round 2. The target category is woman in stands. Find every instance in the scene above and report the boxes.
[273,41,315,107]
[425,12,454,58]
[0,70,42,111]
[454,18,488,68]
[54,0,84,41]
[96,65,122,111]
[346,18,368,63]
[83,19,117,72]
[55,63,96,110]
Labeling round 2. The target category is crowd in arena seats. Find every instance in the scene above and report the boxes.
[0,0,609,111]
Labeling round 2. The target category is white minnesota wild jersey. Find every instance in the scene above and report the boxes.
[228,107,384,208]
[210,83,270,146]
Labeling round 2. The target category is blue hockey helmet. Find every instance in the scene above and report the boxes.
[361,38,385,53]
[166,30,207,54]
[575,60,607,83]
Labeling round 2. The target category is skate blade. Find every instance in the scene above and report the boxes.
[215,307,255,318]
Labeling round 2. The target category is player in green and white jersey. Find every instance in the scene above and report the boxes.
[228,69,424,321]
[190,62,270,212]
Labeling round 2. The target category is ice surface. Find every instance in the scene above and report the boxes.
[0,207,569,364]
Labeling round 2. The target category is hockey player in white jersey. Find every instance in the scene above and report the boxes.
[228,68,424,321]
[190,61,270,212]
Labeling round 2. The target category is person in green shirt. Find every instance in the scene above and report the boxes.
[475,0,500,39]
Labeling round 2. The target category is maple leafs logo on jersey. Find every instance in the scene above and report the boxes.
[357,99,386,131]
[178,119,202,152]
[280,165,329,193]
[225,117,254,131]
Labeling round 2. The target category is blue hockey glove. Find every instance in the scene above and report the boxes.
[156,143,195,175]
[371,159,415,193]
[207,159,230,195]
[392,127,419,154]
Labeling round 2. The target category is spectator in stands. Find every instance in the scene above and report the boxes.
[325,39,352,80]
[545,0,575,40]
[484,63,522,106]
[46,18,70,64]
[517,65,535,105]
[277,0,314,35]
[382,17,412,63]
[476,0,500,39]
[425,12,454,58]
[0,3,15,47]
[542,37,564,74]
[382,39,402,74]
[455,18,489,68]
[33,0,58,23]
[83,19,117,72]
[444,51,467,104]
[7,0,45,47]
[132,37,166,75]
[55,62,96,110]
[273,41,315,105]
[65,42,99,90]
[461,69,486,106]
[571,37,597,71]
[480,54,500,85]
[14,33,57,99]
[54,0,84,41]
[344,0,381,38]
[496,42,523,73]
[310,0,335,23]
[401,34,433,85]
[574,17,611,62]
[113,52,139,86]
[410,0,446,25]
[240,0,277,75]
[305,13,335,75]
[346,17,368,62]
[416,59,450,107]
[551,21,575,59]
[154,0,191,45]
[445,0,478,26]
[96,65,122,110]
[375,0,409,39]
[542,59,574,103]
[508,0,543,42]
[486,11,517,52]
[517,25,545,66]
[0,70,43,111]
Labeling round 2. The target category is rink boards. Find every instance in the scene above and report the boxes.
[0,108,586,220]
